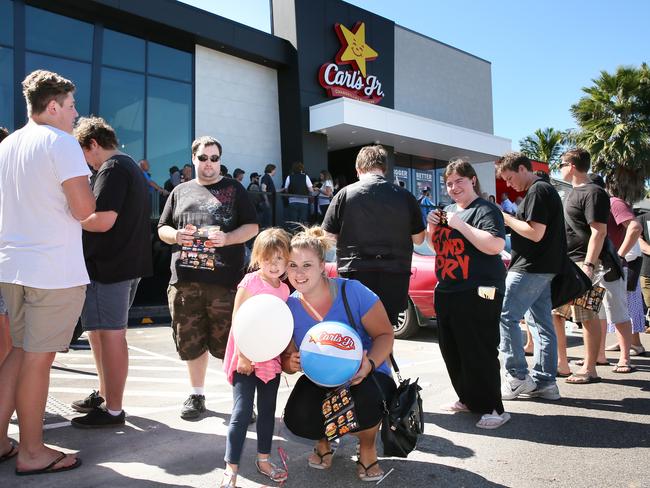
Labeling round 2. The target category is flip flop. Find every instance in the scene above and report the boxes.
[0,439,18,463]
[556,371,572,378]
[308,448,334,470]
[565,373,601,384]
[573,359,610,366]
[356,460,384,482]
[476,412,511,430]
[605,343,620,352]
[440,400,470,413]
[612,364,636,374]
[629,345,645,356]
[16,451,82,476]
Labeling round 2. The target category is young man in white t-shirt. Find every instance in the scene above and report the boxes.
[0,70,95,475]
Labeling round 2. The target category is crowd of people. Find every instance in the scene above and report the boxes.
[0,69,648,485]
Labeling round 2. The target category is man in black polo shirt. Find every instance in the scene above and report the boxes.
[496,153,565,401]
[323,145,425,326]
[71,117,152,427]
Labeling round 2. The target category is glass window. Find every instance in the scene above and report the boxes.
[100,67,145,160]
[147,42,192,82]
[146,77,192,184]
[0,0,13,46]
[0,47,13,130]
[435,168,451,205]
[25,6,93,61]
[102,29,145,72]
[25,53,91,116]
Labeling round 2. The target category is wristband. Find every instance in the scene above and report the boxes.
[583,262,595,269]
[368,358,376,374]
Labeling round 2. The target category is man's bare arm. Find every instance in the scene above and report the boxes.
[62,176,95,221]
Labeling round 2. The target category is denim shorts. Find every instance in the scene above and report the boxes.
[82,278,140,331]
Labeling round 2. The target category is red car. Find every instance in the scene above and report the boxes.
[326,240,511,339]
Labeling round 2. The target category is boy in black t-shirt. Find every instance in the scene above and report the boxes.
[496,153,565,401]
[70,117,152,428]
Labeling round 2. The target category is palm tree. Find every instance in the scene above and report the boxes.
[519,128,567,169]
[571,64,650,203]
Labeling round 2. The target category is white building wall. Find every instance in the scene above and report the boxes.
[195,45,282,188]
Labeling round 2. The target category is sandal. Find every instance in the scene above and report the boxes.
[0,439,18,463]
[219,469,237,488]
[308,448,333,470]
[629,345,645,356]
[612,364,636,374]
[440,400,470,413]
[573,359,609,366]
[565,373,601,384]
[256,457,287,482]
[15,451,82,476]
[476,412,510,430]
[356,460,384,482]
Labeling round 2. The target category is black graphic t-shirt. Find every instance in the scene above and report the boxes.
[432,198,506,294]
[158,178,257,287]
[510,179,566,273]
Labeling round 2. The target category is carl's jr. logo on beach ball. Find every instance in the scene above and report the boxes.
[308,332,356,350]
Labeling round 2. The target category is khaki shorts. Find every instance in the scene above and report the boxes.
[0,283,86,353]
[167,281,235,361]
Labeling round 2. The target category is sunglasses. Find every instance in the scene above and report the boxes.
[559,161,571,168]
[196,154,220,163]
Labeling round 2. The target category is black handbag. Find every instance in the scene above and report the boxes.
[341,281,424,458]
[551,255,593,308]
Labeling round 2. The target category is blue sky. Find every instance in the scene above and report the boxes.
[179,0,650,149]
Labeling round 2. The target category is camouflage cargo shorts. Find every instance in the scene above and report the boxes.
[167,281,236,360]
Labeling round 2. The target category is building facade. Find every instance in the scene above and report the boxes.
[0,0,510,199]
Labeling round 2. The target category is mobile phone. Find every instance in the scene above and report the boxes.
[437,204,448,226]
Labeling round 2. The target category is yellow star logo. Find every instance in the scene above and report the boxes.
[335,22,378,77]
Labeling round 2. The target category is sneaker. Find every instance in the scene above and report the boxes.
[181,394,206,419]
[501,374,536,400]
[71,407,125,429]
[71,390,105,413]
[525,383,561,401]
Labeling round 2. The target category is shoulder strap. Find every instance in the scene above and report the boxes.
[341,281,401,379]
[341,281,390,411]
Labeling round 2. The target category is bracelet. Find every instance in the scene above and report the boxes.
[368,358,376,374]
[583,262,595,269]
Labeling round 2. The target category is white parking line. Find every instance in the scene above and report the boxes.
[49,374,228,385]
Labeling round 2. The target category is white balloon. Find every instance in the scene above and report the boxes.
[232,294,294,362]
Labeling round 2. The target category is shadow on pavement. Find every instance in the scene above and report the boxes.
[424,411,650,448]
[414,431,474,459]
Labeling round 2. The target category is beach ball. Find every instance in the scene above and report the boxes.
[233,294,294,362]
[299,321,363,387]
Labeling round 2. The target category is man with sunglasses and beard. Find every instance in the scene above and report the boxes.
[158,136,258,419]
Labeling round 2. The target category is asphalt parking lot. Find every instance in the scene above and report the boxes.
[3,322,649,488]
